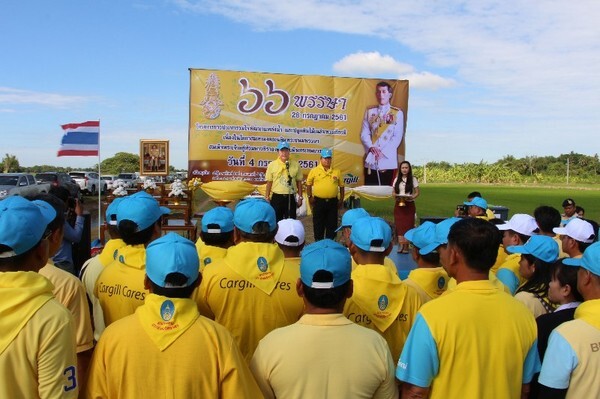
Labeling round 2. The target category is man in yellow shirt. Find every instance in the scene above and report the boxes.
[251,239,398,398]
[95,191,170,327]
[265,140,303,221]
[306,148,344,240]
[0,196,78,398]
[195,206,234,272]
[553,217,596,259]
[80,197,126,340]
[274,218,304,265]
[344,216,422,362]
[86,233,261,398]
[397,218,540,399]
[403,221,449,304]
[196,198,304,361]
[35,194,94,389]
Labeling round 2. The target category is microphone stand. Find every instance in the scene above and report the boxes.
[286,161,293,218]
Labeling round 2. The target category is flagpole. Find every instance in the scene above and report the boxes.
[97,119,101,241]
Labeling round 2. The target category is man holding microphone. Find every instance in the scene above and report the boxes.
[265,141,304,221]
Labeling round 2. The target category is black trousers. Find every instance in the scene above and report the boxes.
[270,193,297,222]
[313,197,338,241]
[364,168,397,186]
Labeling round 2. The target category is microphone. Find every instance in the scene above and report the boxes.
[285,161,290,170]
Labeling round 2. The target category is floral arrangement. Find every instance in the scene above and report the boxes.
[112,179,128,197]
[143,179,157,191]
[168,179,185,197]
[187,177,202,192]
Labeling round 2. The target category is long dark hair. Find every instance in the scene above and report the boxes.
[394,161,414,194]
[516,254,553,297]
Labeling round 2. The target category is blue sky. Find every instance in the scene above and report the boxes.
[2,0,599,170]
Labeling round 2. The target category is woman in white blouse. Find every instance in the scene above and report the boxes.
[393,161,420,253]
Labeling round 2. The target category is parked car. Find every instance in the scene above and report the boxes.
[35,172,81,200]
[116,172,140,188]
[0,173,51,199]
[101,175,117,190]
[69,171,107,195]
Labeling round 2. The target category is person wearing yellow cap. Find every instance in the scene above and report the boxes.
[306,148,344,241]
[195,198,303,362]
[0,196,78,398]
[343,216,422,362]
[250,239,398,398]
[86,233,261,398]
[265,140,303,221]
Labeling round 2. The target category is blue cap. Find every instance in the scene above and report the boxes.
[105,197,125,226]
[563,242,600,275]
[321,148,332,158]
[234,198,277,233]
[277,141,290,150]
[350,216,392,253]
[0,196,56,257]
[506,235,559,263]
[300,239,351,289]
[419,217,461,255]
[146,233,199,288]
[405,221,436,250]
[116,191,171,231]
[464,196,488,210]
[202,207,234,233]
[335,208,370,232]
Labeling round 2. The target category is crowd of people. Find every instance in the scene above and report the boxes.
[1,144,600,398]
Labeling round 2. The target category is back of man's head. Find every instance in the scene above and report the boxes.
[300,240,351,310]
[234,198,277,243]
[447,218,499,272]
[534,206,561,233]
[117,192,170,246]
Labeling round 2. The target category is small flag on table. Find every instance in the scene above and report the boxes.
[58,120,99,157]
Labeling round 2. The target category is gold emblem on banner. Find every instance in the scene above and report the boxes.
[200,73,224,120]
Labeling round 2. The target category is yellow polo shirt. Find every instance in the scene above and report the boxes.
[86,294,261,398]
[266,158,303,195]
[344,264,422,362]
[251,313,398,399]
[306,163,343,199]
[404,267,449,304]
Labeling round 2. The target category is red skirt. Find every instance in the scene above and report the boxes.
[394,201,416,238]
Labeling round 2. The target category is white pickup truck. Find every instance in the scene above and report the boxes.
[0,173,51,199]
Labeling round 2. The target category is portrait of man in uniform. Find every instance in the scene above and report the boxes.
[360,81,405,186]
[140,140,169,176]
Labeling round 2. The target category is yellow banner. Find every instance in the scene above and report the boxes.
[188,69,408,187]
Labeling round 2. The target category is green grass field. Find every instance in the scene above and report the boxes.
[359,184,599,224]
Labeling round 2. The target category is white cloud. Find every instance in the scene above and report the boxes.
[333,51,455,90]
[0,87,92,108]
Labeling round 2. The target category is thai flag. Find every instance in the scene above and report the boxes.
[57,120,99,157]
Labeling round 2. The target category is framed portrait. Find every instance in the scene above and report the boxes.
[140,139,169,176]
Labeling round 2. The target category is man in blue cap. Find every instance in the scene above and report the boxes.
[538,242,600,398]
[403,221,449,304]
[95,191,171,327]
[80,196,126,340]
[195,206,235,272]
[195,198,303,362]
[306,148,345,240]
[265,140,304,221]
[250,239,398,398]
[0,196,78,398]
[344,216,422,363]
[86,233,261,398]
[335,207,370,248]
